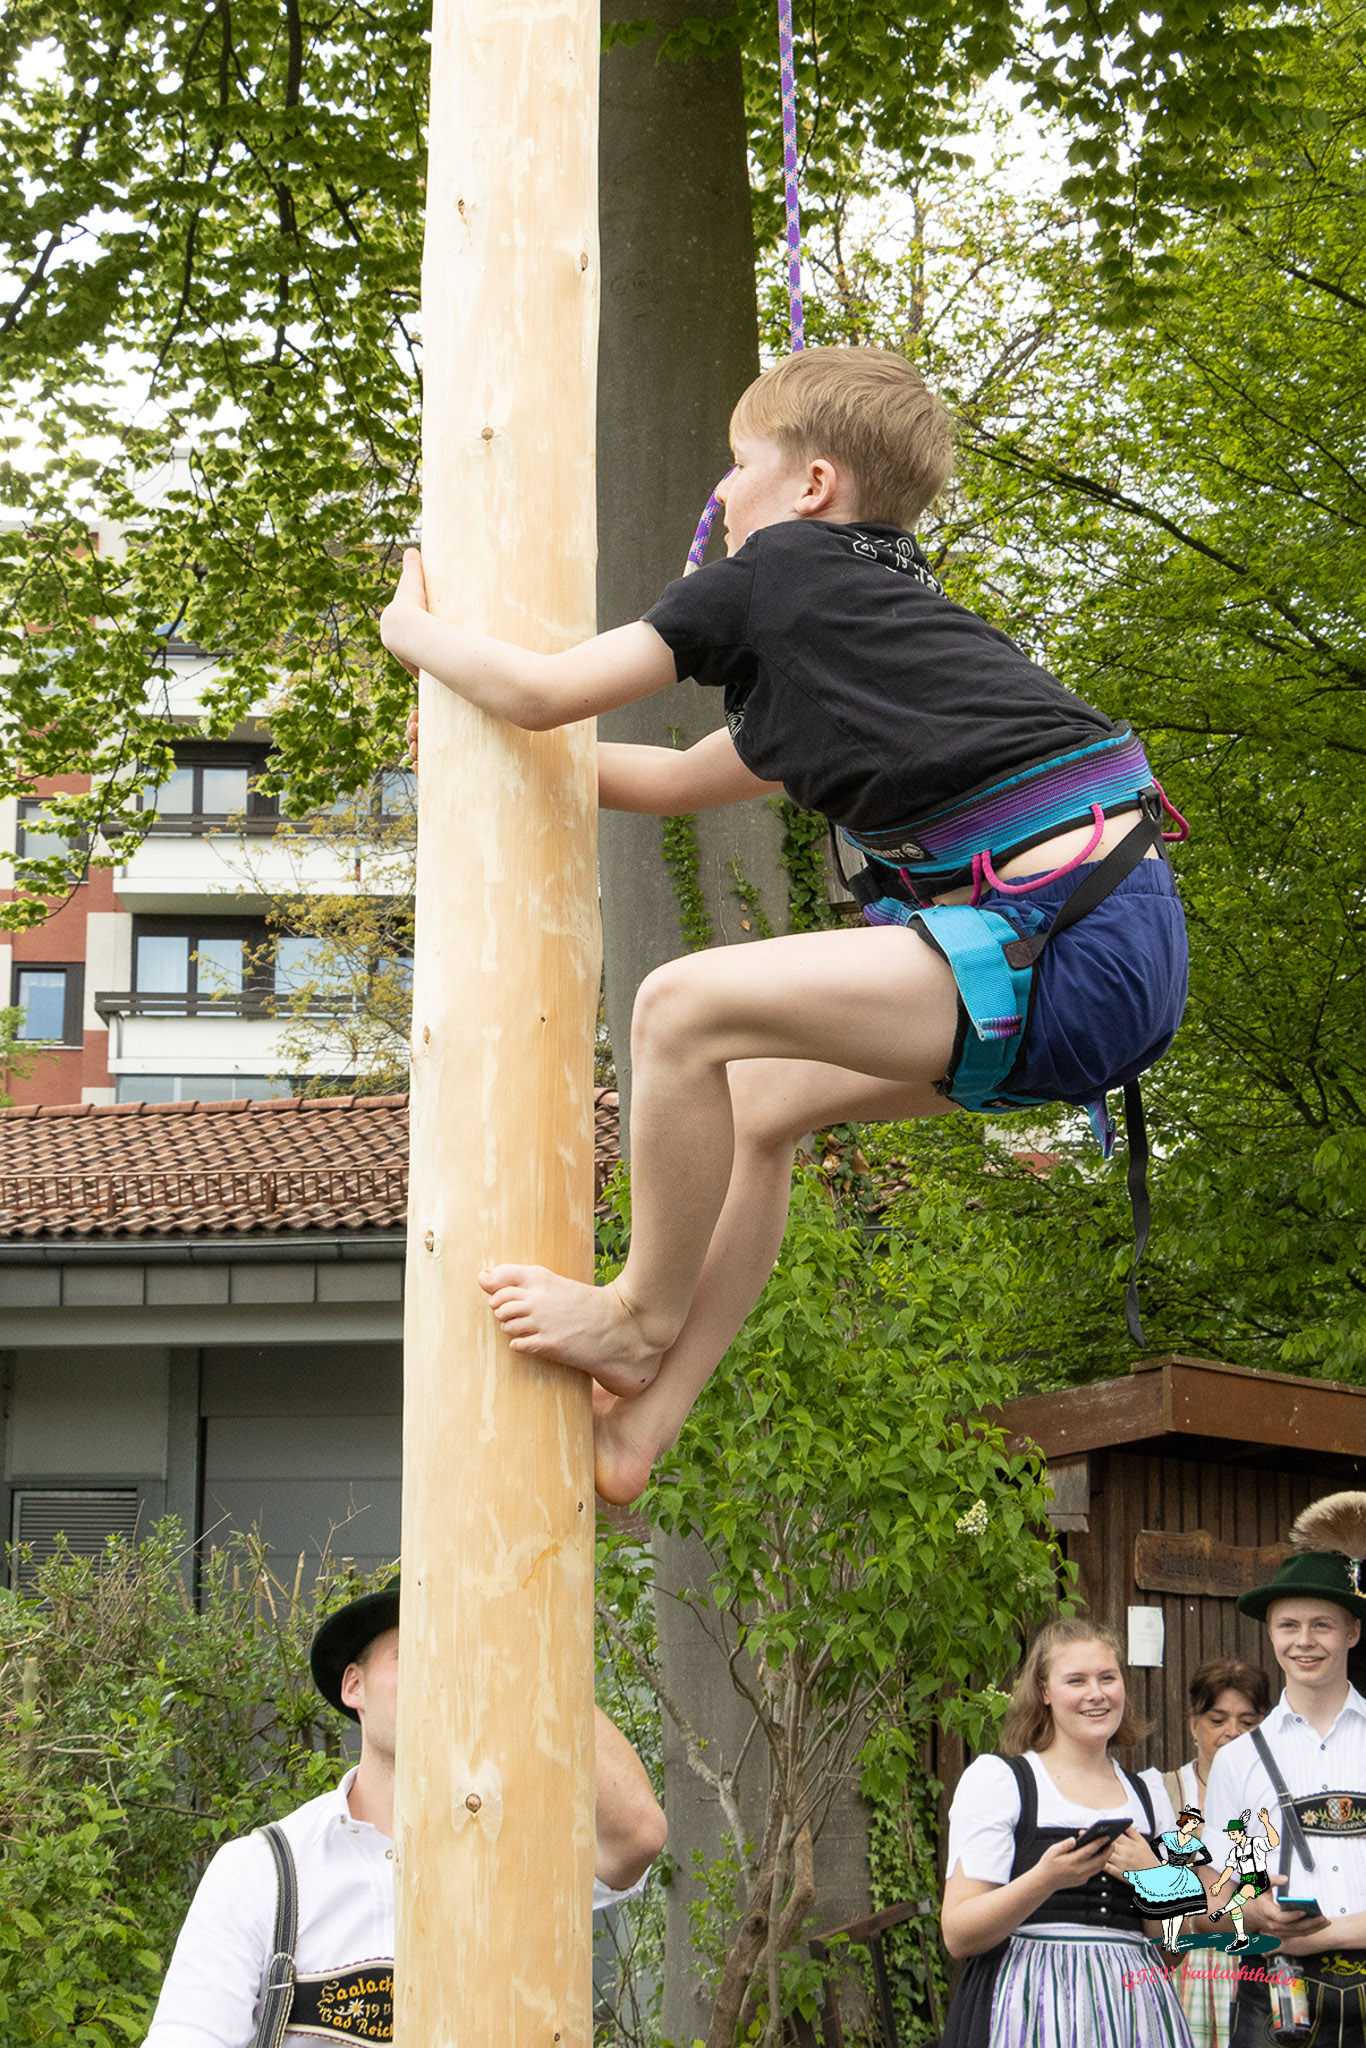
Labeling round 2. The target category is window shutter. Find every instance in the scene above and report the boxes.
[9,1489,141,1582]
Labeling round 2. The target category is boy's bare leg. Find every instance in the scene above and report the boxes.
[593,1055,951,1503]
[479,924,959,1381]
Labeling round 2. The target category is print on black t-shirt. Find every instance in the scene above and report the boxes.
[644,520,1120,836]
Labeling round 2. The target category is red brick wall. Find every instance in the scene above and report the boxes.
[3,773,114,1106]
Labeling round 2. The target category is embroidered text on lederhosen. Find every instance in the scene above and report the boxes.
[1286,1792,1366,1838]
[288,1961,393,2041]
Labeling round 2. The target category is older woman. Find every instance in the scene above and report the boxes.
[940,1617,1194,2047]
[1161,1657,1272,2047]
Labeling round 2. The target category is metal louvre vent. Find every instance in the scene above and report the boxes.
[9,1489,141,1580]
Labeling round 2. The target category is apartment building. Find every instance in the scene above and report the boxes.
[3,634,411,1109]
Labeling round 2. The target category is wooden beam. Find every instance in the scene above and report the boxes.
[993,1358,1366,1463]
[990,1371,1165,1461]
[1165,1360,1366,1458]
[1131,1351,1366,1396]
[395,0,600,2038]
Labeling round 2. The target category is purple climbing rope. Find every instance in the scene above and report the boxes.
[685,0,804,572]
[778,0,805,351]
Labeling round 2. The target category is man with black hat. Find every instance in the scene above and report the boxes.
[144,1577,667,2046]
[1204,1491,1366,2042]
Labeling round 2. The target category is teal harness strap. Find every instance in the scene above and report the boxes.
[907,905,1034,1114]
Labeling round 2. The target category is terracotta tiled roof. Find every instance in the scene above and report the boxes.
[0,1089,623,1241]
[0,1094,409,1239]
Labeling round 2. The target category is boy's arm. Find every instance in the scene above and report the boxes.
[380,549,676,730]
[593,1704,667,1890]
[599,727,783,814]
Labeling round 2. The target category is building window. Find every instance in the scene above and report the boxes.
[114,1074,295,1104]
[375,767,416,820]
[273,935,337,995]
[308,767,416,824]
[11,963,84,1044]
[142,744,277,826]
[16,801,88,865]
[136,932,244,998]
[131,918,266,1004]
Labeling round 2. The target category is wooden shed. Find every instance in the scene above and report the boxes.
[995,1353,1366,1771]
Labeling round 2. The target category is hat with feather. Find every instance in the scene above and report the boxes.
[1236,1493,1366,1624]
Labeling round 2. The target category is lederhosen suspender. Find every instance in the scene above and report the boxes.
[1250,1728,1317,1879]
[254,1823,300,2048]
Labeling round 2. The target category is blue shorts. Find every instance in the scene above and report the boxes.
[986,860,1188,1106]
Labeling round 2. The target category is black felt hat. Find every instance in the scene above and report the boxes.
[310,1577,401,1720]
[1237,1494,1366,1626]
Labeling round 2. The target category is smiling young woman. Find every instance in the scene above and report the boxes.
[938,1617,1196,2047]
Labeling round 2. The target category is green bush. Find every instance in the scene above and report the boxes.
[0,1530,393,2044]
[596,1161,1067,2045]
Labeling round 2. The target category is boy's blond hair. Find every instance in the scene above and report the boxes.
[730,346,955,529]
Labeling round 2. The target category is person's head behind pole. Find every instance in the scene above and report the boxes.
[310,1577,401,1759]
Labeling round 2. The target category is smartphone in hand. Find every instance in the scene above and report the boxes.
[1073,1818,1134,1850]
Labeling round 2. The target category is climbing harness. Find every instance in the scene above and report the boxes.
[847,789,1183,1343]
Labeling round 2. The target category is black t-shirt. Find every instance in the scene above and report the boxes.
[644,520,1123,834]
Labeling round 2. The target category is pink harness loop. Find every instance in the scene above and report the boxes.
[963,805,1108,904]
[1153,781,1191,843]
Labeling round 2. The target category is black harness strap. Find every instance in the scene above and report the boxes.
[1250,1729,1317,1879]
[255,1823,300,2048]
[1122,1080,1150,1346]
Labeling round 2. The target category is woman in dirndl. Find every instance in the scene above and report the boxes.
[940,1617,1194,2048]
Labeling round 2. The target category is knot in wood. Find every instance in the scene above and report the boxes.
[480,426,495,441]
[423,1230,435,1252]
[465,1792,483,1813]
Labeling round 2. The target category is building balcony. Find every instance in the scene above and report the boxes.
[107,814,284,839]
[94,990,366,1083]
[94,992,336,1022]
[107,826,408,916]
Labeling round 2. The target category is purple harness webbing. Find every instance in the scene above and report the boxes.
[685,0,804,572]
[839,732,1190,900]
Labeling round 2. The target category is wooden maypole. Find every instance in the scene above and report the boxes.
[395,0,601,2037]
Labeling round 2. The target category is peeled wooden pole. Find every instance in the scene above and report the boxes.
[395,0,600,2038]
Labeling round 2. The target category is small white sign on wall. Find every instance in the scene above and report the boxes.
[1128,1605,1165,1668]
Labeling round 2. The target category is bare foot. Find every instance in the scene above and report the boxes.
[593,1395,661,1506]
[478,1265,672,1391]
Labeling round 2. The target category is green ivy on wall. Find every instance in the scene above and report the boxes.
[777,798,841,933]
[727,859,775,939]
[660,813,714,953]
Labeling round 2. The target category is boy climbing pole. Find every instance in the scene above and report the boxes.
[382,346,1189,1506]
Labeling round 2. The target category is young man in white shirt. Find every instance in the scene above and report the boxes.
[145,1579,667,2047]
[1204,1498,1366,2043]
